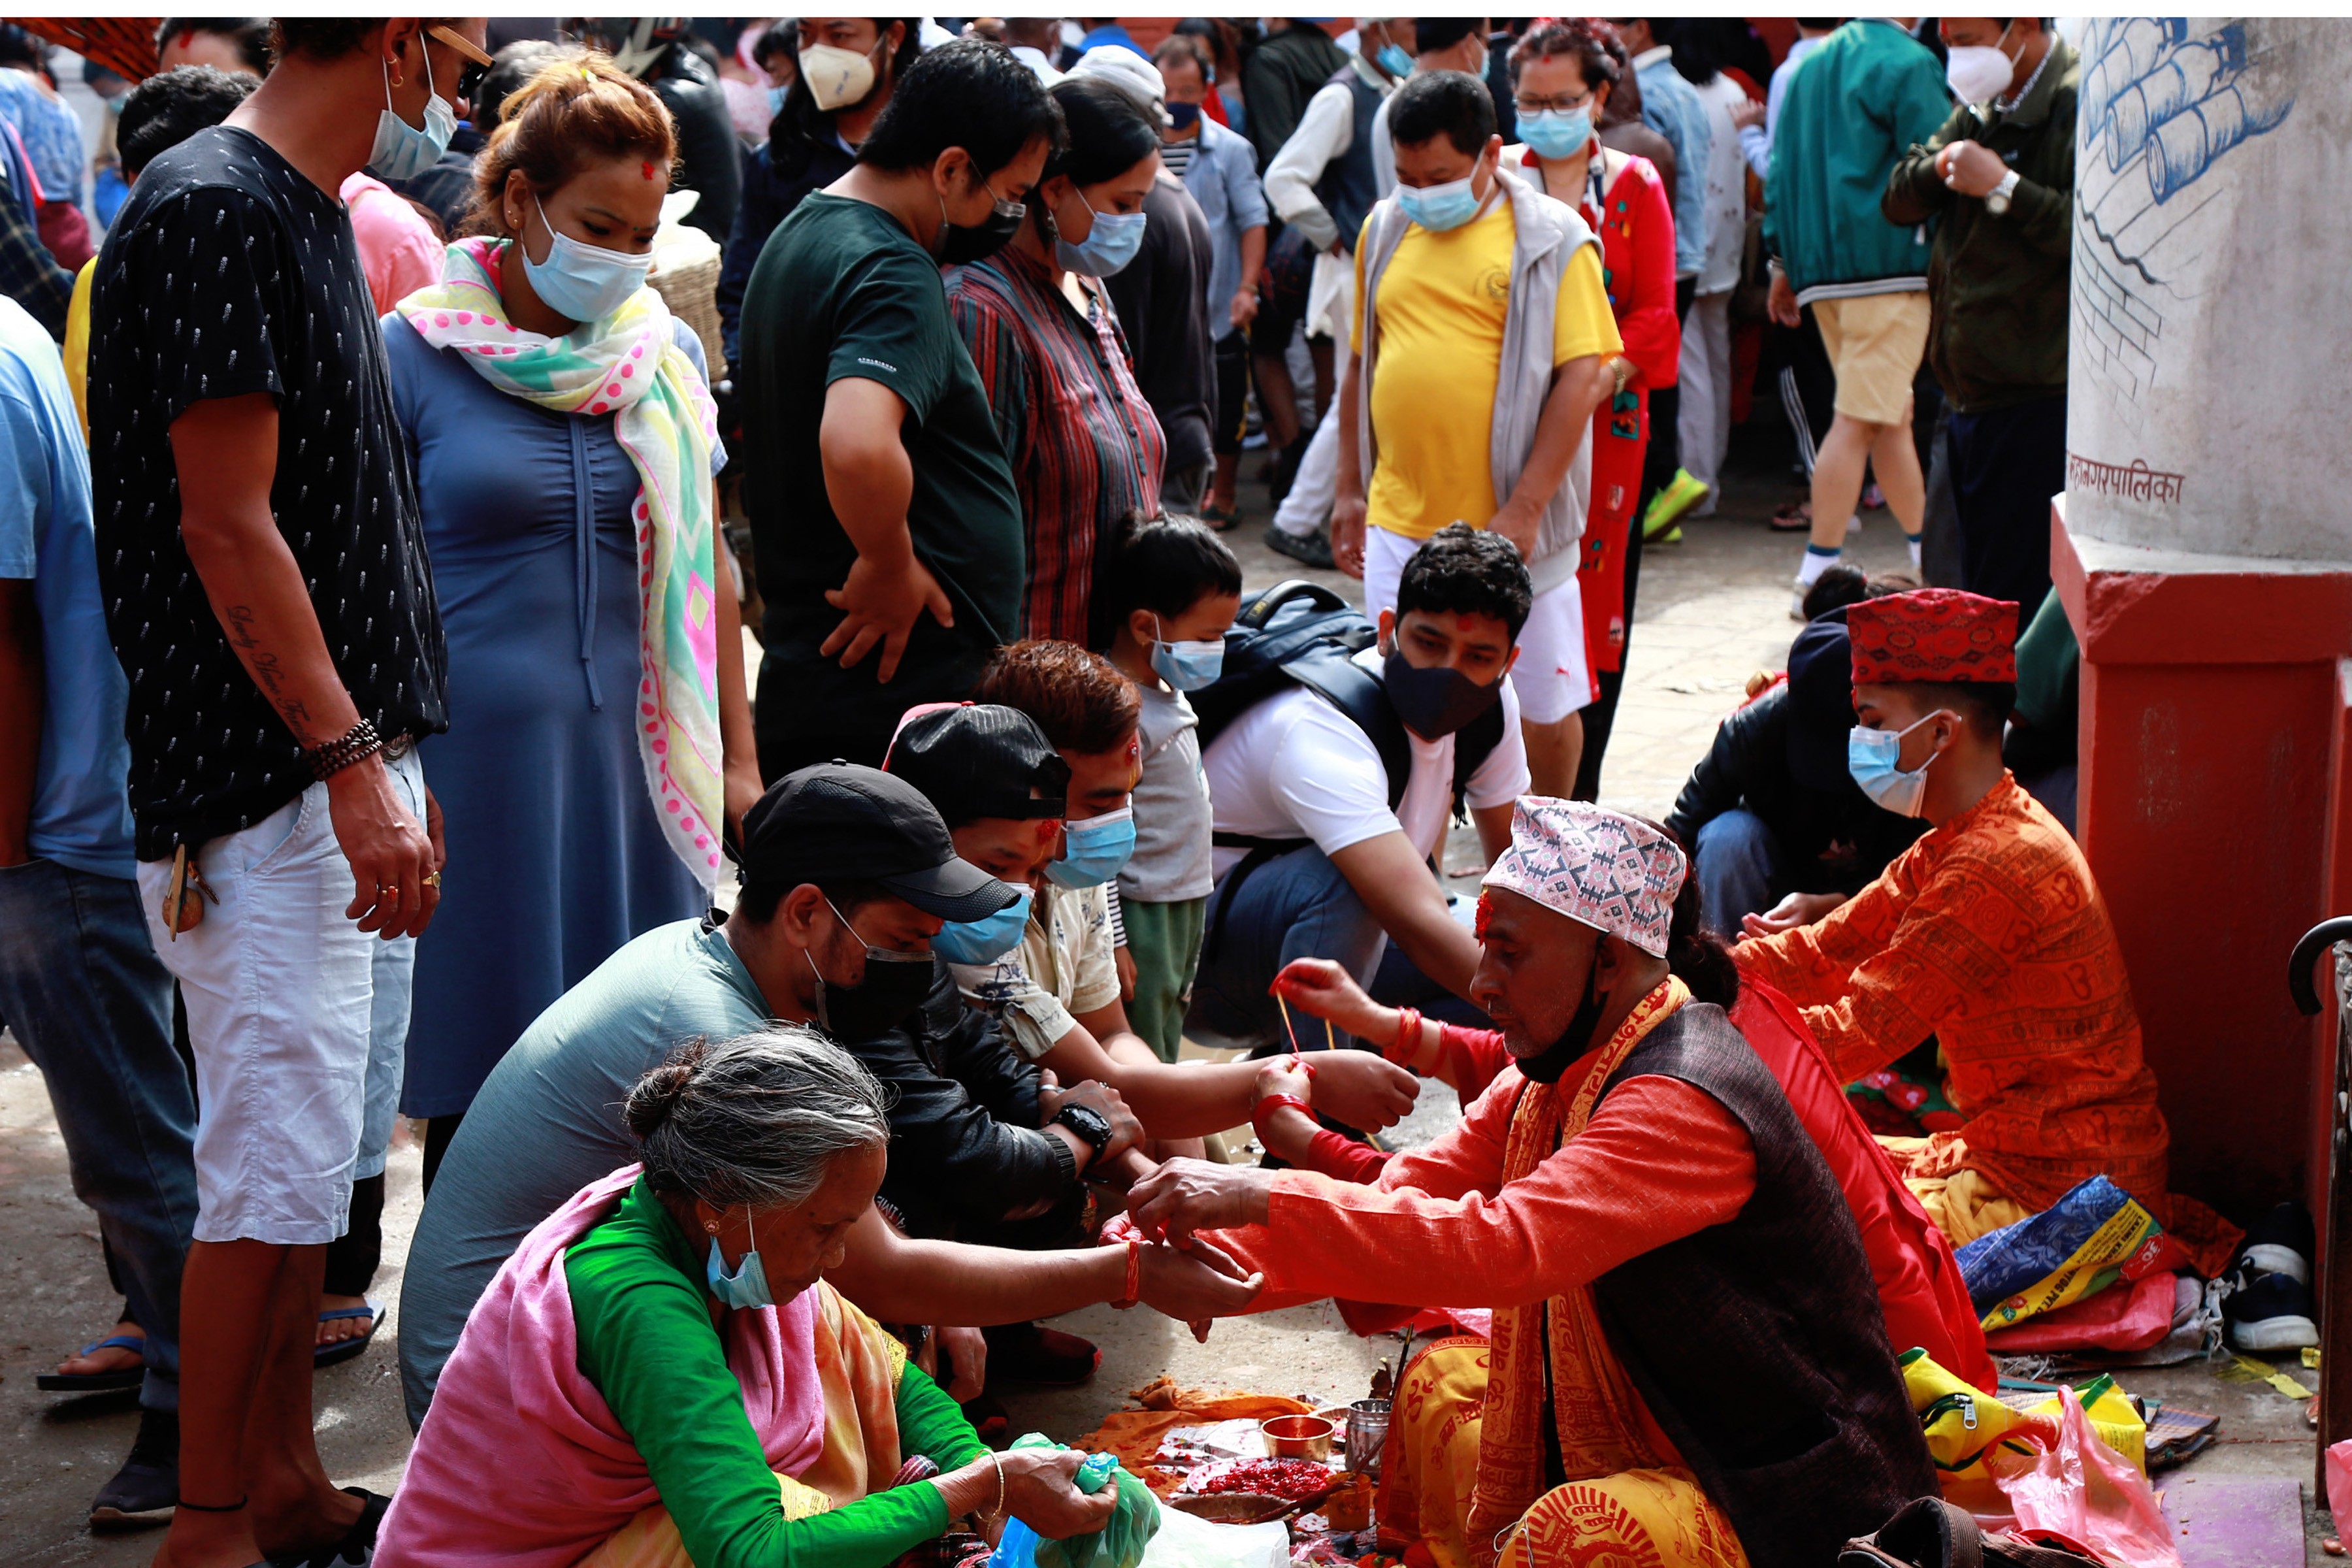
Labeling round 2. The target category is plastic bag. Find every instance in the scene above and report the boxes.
[1996,1388,2181,1568]
[2326,1439,2352,1545]
[1136,1505,1290,1568]
[992,1433,1161,1568]
[1955,1176,2189,1331]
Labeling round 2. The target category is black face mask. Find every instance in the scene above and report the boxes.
[1383,648,1506,740]
[1512,958,1610,1085]
[936,180,1026,266]
[804,903,936,1041]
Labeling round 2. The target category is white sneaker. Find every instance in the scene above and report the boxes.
[1789,578,1809,621]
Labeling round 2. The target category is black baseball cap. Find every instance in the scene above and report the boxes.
[1785,615,1859,793]
[739,764,1018,923]
[883,704,1070,827]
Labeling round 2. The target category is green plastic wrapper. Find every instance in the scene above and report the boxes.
[1009,1431,1162,1568]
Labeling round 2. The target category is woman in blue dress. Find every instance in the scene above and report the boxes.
[384,54,761,1173]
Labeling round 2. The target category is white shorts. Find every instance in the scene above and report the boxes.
[137,749,424,1245]
[1364,524,1592,726]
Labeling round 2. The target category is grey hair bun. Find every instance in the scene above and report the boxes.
[625,1028,892,1211]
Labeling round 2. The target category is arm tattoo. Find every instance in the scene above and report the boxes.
[223,604,320,745]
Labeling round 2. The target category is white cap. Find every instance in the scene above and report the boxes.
[1068,44,1172,128]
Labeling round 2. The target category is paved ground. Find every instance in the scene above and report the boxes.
[2,428,2328,1563]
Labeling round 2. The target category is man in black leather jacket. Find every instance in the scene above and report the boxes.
[569,18,742,241]
[1665,614,1925,934]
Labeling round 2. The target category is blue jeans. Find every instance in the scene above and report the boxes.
[1694,809,1787,936]
[0,857,195,1411]
[1190,845,1388,1046]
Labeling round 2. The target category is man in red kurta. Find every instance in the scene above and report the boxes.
[1128,800,1931,1568]
[1734,589,2238,1273]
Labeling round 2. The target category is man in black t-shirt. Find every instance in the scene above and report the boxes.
[84,18,488,1568]
[738,38,1062,779]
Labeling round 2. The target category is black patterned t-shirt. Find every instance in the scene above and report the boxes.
[89,125,447,860]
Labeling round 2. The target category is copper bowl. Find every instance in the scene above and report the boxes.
[1259,1413,1337,1460]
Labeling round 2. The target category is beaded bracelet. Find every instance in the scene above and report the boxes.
[304,717,384,782]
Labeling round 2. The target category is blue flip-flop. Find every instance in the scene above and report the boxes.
[312,1303,379,1369]
[37,1333,146,1392]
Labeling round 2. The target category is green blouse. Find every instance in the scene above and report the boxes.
[564,1178,988,1568]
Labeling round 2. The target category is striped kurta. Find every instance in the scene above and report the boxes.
[945,244,1164,647]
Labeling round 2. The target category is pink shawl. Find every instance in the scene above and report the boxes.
[377,1165,826,1568]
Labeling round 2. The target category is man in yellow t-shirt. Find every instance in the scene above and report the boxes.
[1333,68,1620,797]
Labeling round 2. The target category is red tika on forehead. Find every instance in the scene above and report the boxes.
[1474,891,1495,942]
[642,161,657,180]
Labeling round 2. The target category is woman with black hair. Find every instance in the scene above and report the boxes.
[737,37,1064,778]
[945,74,1167,649]
[717,17,920,361]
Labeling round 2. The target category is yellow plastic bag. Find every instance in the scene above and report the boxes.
[1899,1351,2146,1512]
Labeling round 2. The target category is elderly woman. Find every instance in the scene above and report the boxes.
[379,1030,1130,1568]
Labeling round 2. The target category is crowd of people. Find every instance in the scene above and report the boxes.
[0,15,2251,1568]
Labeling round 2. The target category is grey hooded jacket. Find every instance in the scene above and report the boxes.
[1353,165,1603,595]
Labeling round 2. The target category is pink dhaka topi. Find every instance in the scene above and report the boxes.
[1480,797,1686,958]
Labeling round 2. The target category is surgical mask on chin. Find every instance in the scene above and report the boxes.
[1377,42,1414,79]
[1382,647,1504,739]
[523,193,655,325]
[1944,42,2014,104]
[368,47,457,181]
[938,177,1026,266]
[800,38,883,113]
[932,885,1034,966]
[1149,614,1226,691]
[804,898,936,1040]
[1397,170,1486,233]
[1047,805,1136,889]
[706,1208,776,1309]
[1054,189,1149,277]
[1518,106,1593,162]
[1847,712,1942,819]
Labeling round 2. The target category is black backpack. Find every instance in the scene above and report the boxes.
[1192,580,1506,838]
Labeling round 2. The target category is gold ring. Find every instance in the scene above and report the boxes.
[423,872,442,889]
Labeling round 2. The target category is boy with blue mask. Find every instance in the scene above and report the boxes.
[1333,67,1621,800]
[1100,520,1245,1061]
[1735,589,2244,1284]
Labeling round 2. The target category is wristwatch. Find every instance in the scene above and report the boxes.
[1985,168,2021,216]
[1053,1102,1114,1164]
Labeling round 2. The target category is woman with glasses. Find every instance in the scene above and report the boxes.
[1507,20,1680,799]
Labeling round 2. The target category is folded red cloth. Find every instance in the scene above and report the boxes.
[1981,1270,2178,1355]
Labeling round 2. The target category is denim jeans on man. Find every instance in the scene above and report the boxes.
[0,858,194,1410]
[1694,808,1786,937]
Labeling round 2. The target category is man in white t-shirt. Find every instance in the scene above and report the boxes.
[1193,525,1532,1045]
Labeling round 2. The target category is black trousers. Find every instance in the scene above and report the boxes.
[1948,393,2067,621]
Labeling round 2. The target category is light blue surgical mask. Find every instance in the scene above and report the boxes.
[523,193,656,325]
[1047,805,1135,889]
[705,1208,776,1309]
[368,46,458,181]
[1847,712,1943,818]
[1397,171,1485,233]
[1518,106,1593,162]
[1377,42,1414,79]
[1149,613,1226,691]
[1054,188,1149,277]
[932,885,1034,964]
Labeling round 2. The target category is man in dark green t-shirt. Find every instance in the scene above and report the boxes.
[740,38,1066,778]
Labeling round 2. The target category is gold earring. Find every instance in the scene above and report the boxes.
[705,1222,720,1235]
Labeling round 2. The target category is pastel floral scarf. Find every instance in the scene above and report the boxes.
[401,238,725,887]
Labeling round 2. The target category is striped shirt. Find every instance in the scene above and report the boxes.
[1159,138,1198,180]
[945,246,1166,646]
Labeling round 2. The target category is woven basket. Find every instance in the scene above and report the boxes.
[649,249,727,384]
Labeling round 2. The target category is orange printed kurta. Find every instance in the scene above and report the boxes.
[1733,774,2233,1273]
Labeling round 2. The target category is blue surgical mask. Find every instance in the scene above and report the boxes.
[1846,712,1942,818]
[1377,42,1414,79]
[523,192,656,325]
[1054,188,1149,277]
[1149,613,1225,691]
[932,885,1034,965]
[1167,100,1202,131]
[368,46,458,181]
[1397,171,1486,233]
[1518,106,1593,161]
[1047,805,1135,889]
[705,1208,776,1309]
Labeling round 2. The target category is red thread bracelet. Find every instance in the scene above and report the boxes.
[1392,1006,1424,1066]
[1251,1094,1316,1143]
[1109,1236,1141,1309]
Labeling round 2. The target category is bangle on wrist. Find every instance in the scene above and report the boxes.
[985,1452,1006,1520]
